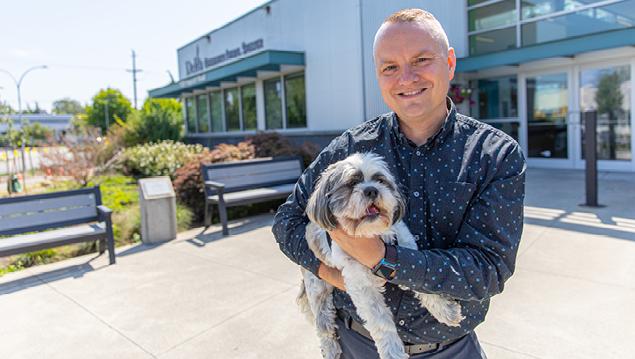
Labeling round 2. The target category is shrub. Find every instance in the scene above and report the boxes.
[117,140,205,178]
[123,98,183,146]
[176,204,193,232]
[172,142,255,221]
[247,132,320,167]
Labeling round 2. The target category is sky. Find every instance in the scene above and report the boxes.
[0,0,268,112]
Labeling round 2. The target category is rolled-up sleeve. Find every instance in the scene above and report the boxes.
[272,134,351,276]
[390,143,526,301]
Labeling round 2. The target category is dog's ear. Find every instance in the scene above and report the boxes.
[306,165,340,230]
[392,187,406,225]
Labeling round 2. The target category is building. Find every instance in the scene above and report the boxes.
[0,114,72,137]
[149,0,635,172]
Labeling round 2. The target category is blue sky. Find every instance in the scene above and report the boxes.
[0,0,268,112]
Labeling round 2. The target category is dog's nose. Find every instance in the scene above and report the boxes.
[364,186,378,200]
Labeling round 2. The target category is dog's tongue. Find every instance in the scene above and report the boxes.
[366,205,380,216]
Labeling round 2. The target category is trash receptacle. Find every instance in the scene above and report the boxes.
[138,176,177,244]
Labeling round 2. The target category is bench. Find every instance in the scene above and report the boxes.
[0,186,116,265]
[201,156,304,235]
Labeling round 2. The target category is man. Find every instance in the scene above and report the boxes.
[273,9,525,359]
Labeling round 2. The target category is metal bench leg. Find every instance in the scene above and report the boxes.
[107,233,116,264]
[218,202,229,236]
[204,201,212,227]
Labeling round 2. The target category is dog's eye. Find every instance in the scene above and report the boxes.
[377,178,385,184]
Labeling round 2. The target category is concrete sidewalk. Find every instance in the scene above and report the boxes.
[1,168,634,359]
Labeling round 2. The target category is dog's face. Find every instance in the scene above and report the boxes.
[306,152,405,236]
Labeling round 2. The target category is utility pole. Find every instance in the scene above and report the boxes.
[127,50,142,109]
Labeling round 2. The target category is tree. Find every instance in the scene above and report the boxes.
[123,98,183,146]
[52,97,85,115]
[22,102,47,114]
[85,88,133,133]
[0,100,14,114]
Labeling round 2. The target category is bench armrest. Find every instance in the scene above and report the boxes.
[97,205,113,221]
[205,181,226,192]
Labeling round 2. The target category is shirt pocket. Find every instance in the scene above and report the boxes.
[426,181,477,243]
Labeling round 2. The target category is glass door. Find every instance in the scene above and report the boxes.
[576,63,632,170]
[525,72,571,166]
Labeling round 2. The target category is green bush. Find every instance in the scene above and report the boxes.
[124,98,183,146]
[176,204,193,232]
[118,140,205,178]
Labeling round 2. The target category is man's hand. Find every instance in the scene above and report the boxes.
[318,263,346,291]
[328,227,385,269]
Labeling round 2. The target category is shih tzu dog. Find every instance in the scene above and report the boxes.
[297,152,464,359]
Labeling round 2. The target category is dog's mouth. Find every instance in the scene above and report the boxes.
[363,204,381,220]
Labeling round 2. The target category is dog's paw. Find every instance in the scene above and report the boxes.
[320,337,342,359]
[430,299,465,327]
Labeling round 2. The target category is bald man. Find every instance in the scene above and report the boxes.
[274,8,526,359]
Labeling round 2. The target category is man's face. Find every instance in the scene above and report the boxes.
[374,22,456,123]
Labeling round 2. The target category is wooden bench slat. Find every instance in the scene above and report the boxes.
[0,206,98,233]
[0,193,97,217]
[206,160,301,181]
[216,169,302,190]
[207,184,295,204]
[0,223,106,254]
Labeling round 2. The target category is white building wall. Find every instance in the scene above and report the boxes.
[360,0,468,120]
[176,0,365,133]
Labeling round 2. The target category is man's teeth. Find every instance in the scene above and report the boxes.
[401,89,423,96]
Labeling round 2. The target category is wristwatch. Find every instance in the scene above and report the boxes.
[371,244,398,280]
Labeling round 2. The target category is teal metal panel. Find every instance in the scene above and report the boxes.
[457,28,635,73]
[148,50,304,98]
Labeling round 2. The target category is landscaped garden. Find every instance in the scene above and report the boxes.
[0,88,319,276]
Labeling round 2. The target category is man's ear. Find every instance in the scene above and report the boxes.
[447,47,456,81]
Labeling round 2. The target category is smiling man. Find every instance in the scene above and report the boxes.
[273,9,526,359]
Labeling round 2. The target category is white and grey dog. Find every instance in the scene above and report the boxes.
[297,152,464,359]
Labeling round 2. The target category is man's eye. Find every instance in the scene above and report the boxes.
[415,57,430,64]
[382,65,397,73]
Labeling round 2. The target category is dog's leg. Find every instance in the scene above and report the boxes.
[340,261,408,359]
[301,269,342,359]
[412,291,464,327]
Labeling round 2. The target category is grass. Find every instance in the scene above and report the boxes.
[0,174,193,277]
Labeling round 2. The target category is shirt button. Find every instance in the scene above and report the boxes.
[399,320,405,326]
[416,150,421,156]
[414,235,420,240]
[413,191,420,197]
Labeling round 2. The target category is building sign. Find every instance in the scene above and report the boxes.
[185,38,264,76]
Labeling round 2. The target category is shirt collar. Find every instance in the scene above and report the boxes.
[390,97,456,149]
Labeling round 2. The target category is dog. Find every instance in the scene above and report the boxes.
[297,152,464,359]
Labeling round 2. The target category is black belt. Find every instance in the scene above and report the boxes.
[336,310,463,355]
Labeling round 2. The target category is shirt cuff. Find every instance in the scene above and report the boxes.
[389,246,429,289]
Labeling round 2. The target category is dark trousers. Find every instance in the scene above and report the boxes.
[335,318,488,359]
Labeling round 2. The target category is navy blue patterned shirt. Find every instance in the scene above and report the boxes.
[272,99,526,344]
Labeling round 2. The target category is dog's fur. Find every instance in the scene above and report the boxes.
[297,153,464,359]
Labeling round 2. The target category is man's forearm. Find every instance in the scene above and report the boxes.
[318,262,346,291]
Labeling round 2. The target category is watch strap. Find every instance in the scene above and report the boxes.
[371,244,398,280]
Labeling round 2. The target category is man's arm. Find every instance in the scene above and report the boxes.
[390,143,526,301]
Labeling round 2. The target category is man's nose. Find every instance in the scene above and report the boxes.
[398,64,419,84]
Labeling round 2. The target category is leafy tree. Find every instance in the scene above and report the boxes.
[52,97,85,115]
[596,72,624,159]
[123,98,183,146]
[22,102,47,114]
[85,88,133,133]
[0,100,14,114]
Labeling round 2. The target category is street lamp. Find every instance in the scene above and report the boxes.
[0,65,48,192]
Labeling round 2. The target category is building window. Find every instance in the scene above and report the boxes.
[264,77,283,129]
[468,0,517,32]
[197,94,209,133]
[241,83,257,130]
[224,87,240,131]
[285,72,307,128]
[210,91,223,132]
[471,76,518,119]
[522,1,635,46]
[467,0,635,56]
[185,97,196,133]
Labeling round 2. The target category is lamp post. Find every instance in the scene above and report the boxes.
[0,65,48,192]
